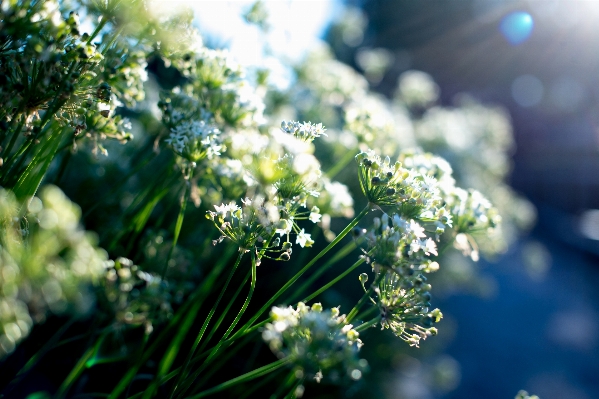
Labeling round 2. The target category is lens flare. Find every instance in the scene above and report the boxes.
[500,11,534,45]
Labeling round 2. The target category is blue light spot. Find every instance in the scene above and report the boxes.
[500,12,534,45]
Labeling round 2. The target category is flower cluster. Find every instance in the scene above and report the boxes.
[356,149,444,220]
[102,257,172,331]
[0,186,107,358]
[207,198,278,254]
[280,120,327,143]
[165,118,222,164]
[366,214,440,276]
[446,188,501,233]
[376,272,443,347]
[515,391,540,399]
[262,302,368,383]
[396,70,440,110]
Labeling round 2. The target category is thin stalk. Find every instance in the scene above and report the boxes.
[144,327,259,397]
[177,253,258,397]
[53,149,72,185]
[271,371,296,398]
[169,252,244,397]
[352,304,379,323]
[302,257,367,303]
[235,205,370,337]
[283,376,304,399]
[108,249,234,399]
[185,357,292,399]
[196,269,251,354]
[237,368,285,399]
[4,317,76,395]
[326,147,357,179]
[346,273,384,323]
[354,315,382,333]
[182,330,259,395]
[222,251,257,340]
[83,148,156,218]
[55,339,100,399]
[2,115,25,160]
[163,174,192,279]
[285,240,356,304]
[180,207,370,394]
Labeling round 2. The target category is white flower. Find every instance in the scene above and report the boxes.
[422,238,438,256]
[276,219,293,236]
[296,229,314,248]
[309,206,321,223]
[213,202,240,218]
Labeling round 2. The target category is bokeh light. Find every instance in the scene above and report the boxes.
[500,11,534,45]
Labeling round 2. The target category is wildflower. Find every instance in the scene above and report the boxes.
[207,198,273,252]
[515,391,540,399]
[280,120,327,143]
[447,188,501,233]
[365,213,438,275]
[296,229,314,248]
[376,273,442,347]
[102,257,172,328]
[262,303,368,384]
[309,206,321,223]
[165,119,222,163]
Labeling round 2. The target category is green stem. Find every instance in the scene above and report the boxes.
[4,317,76,394]
[301,256,367,303]
[236,205,370,336]
[185,357,292,399]
[53,148,72,185]
[2,115,25,160]
[346,273,383,323]
[163,176,192,279]
[55,335,103,399]
[108,249,234,399]
[353,305,379,324]
[222,251,257,340]
[237,368,286,399]
[170,252,244,397]
[283,376,304,399]
[178,252,258,397]
[181,330,259,395]
[326,147,358,179]
[285,239,356,304]
[197,269,251,355]
[83,149,156,218]
[354,315,382,333]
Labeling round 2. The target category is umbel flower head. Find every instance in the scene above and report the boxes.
[365,213,440,276]
[207,198,276,253]
[165,118,222,163]
[376,273,443,347]
[356,150,444,219]
[280,120,327,143]
[262,302,368,384]
[447,188,501,233]
[102,257,172,330]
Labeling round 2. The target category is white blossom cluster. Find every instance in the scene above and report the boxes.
[165,119,222,163]
[262,302,368,383]
[280,120,327,143]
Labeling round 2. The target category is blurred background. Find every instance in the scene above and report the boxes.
[327,0,599,399]
[326,1,599,398]
[185,1,599,398]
